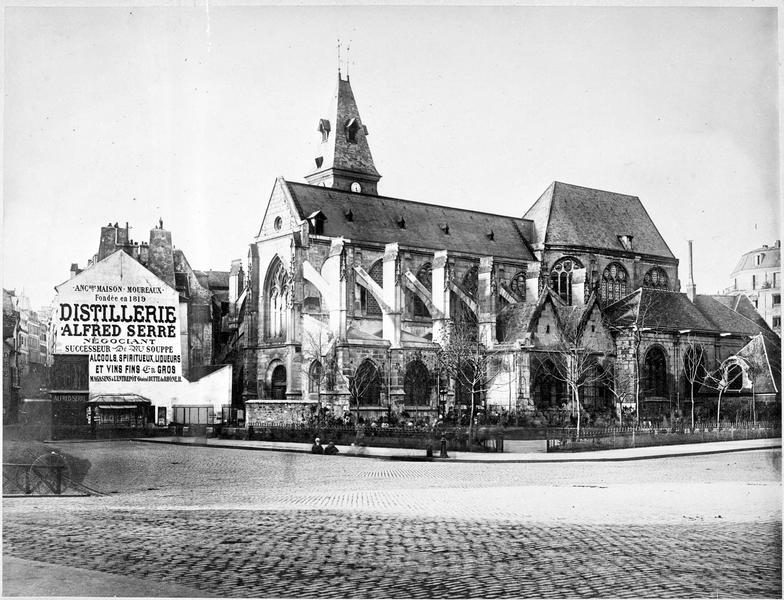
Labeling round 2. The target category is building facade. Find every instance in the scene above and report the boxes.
[47,222,235,431]
[231,73,782,425]
[727,242,781,334]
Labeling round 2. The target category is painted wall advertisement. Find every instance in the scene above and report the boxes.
[53,251,182,385]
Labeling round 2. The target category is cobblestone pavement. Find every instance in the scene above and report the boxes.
[3,442,781,598]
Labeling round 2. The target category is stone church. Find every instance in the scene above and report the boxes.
[234,72,779,426]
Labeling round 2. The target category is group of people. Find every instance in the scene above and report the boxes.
[310,437,339,455]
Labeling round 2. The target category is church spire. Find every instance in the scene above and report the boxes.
[305,73,381,195]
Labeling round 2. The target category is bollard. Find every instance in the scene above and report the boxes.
[426,445,433,458]
[439,435,449,458]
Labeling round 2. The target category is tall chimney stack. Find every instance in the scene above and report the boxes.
[686,240,697,302]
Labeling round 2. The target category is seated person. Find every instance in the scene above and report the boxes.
[311,437,324,454]
[323,441,339,455]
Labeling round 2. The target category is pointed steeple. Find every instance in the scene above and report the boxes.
[305,74,381,195]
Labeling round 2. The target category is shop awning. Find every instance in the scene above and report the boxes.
[88,394,152,405]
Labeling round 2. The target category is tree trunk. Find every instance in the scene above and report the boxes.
[570,383,582,440]
[690,389,695,430]
[717,389,723,429]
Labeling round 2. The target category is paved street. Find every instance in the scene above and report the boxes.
[3,441,781,598]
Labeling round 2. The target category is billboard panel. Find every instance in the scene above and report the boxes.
[53,251,182,386]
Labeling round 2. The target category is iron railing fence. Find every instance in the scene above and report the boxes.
[546,420,781,453]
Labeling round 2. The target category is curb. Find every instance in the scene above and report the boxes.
[129,437,781,463]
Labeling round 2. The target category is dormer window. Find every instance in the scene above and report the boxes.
[755,253,765,266]
[618,235,634,251]
[315,157,323,169]
[318,119,331,143]
[307,211,326,236]
[343,207,353,221]
[346,118,360,143]
[486,230,494,240]
[439,222,449,235]
[397,216,406,229]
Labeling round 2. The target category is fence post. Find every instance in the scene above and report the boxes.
[55,466,63,495]
[24,469,31,495]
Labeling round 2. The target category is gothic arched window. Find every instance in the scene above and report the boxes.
[403,360,431,406]
[509,271,526,301]
[550,257,583,305]
[462,265,479,298]
[352,360,381,406]
[308,360,322,394]
[643,267,669,290]
[412,262,432,318]
[644,346,668,397]
[266,260,289,339]
[361,260,383,316]
[601,262,629,305]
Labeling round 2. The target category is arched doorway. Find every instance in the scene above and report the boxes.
[271,365,287,400]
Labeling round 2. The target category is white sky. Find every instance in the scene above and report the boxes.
[3,5,780,308]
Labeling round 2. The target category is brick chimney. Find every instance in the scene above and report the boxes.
[146,224,175,288]
[686,240,697,302]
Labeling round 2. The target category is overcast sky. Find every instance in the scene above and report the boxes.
[3,5,779,308]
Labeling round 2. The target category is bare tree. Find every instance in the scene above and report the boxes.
[438,304,504,444]
[343,351,383,425]
[603,364,637,426]
[682,340,708,429]
[539,306,608,438]
[605,290,664,424]
[701,358,746,426]
[301,327,339,426]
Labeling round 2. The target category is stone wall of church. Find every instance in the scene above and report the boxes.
[258,181,301,239]
[541,249,680,303]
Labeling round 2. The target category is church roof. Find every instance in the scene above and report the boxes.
[608,289,717,332]
[607,288,777,339]
[286,181,535,261]
[692,295,769,337]
[523,181,676,259]
[710,294,776,335]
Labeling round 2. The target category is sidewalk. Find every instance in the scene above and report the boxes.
[132,435,781,462]
[2,556,215,598]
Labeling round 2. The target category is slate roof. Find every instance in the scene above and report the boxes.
[194,270,230,290]
[523,181,675,259]
[286,181,535,261]
[606,288,778,339]
[734,334,781,394]
[731,244,781,274]
[692,295,767,337]
[607,289,714,331]
[709,295,774,334]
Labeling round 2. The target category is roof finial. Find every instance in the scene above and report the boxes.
[337,38,341,77]
[346,40,351,80]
